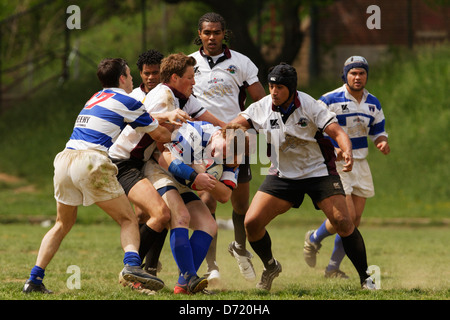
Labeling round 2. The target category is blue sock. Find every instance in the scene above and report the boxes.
[123,251,141,267]
[29,265,45,285]
[327,235,346,271]
[190,230,213,271]
[310,220,332,244]
[170,228,197,285]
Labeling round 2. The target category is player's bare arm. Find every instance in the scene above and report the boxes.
[324,122,353,172]
[247,82,266,103]
[147,125,172,144]
[195,110,226,128]
[230,115,252,130]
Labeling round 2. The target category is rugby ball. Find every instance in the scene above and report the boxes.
[203,158,223,180]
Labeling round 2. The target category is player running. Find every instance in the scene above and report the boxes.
[23,58,171,294]
[232,63,377,291]
[303,56,390,280]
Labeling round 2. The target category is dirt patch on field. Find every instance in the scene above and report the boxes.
[0,173,21,183]
[0,172,37,193]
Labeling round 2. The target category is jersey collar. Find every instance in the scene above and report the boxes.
[272,92,301,123]
[271,91,301,112]
[343,84,369,103]
[199,44,232,69]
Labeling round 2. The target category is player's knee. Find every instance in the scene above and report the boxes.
[244,215,260,237]
[331,214,354,237]
[159,205,171,225]
[200,193,217,212]
[171,208,190,228]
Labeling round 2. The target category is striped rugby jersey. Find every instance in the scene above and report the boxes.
[65,88,158,153]
[109,83,207,161]
[167,121,239,189]
[318,85,388,159]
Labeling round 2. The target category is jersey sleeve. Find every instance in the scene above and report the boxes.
[367,96,388,142]
[239,97,270,132]
[240,55,259,86]
[220,165,239,190]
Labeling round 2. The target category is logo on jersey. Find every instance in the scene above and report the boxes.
[194,66,201,76]
[297,117,308,127]
[270,119,280,129]
[368,105,375,112]
[341,104,349,113]
[226,65,237,74]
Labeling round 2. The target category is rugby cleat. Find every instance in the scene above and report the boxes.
[361,276,378,290]
[205,269,221,286]
[228,241,256,281]
[303,230,322,268]
[256,259,282,291]
[22,279,53,294]
[324,268,349,279]
[118,271,156,295]
[120,264,165,291]
[174,275,208,294]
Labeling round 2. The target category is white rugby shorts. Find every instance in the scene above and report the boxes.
[143,158,192,195]
[336,158,374,198]
[53,149,124,206]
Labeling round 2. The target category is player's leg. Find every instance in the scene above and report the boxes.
[186,199,216,272]
[245,191,291,290]
[23,202,78,294]
[197,190,220,282]
[162,189,208,294]
[228,181,256,281]
[317,194,370,287]
[127,178,170,264]
[96,194,165,291]
[324,194,356,277]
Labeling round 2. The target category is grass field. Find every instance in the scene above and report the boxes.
[1,210,449,301]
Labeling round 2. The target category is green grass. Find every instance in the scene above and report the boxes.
[1,219,448,300]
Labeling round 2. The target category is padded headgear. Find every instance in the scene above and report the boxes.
[268,63,298,99]
[342,56,369,83]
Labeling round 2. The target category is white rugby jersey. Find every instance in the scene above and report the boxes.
[129,83,147,102]
[318,84,388,159]
[66,88,158,153]
[190,45,259,123]
[167,121,239,189]
[240,91,338,180]
[109,83,206,161]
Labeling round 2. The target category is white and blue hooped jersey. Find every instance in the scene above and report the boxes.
[66,88,158,153]
[167,121,239,189]
[318,85,388,159]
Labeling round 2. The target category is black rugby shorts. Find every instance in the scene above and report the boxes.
[258,174,345,209]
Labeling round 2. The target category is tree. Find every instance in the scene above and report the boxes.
[165,0,331,81]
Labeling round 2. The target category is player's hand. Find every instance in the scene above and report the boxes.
[166,109,192,126]
[376,140,390,155]
[335,148,343,161]
[192,173,217,191]
[341,151,353,172]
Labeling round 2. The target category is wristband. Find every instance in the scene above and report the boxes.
[168,159,196,182]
